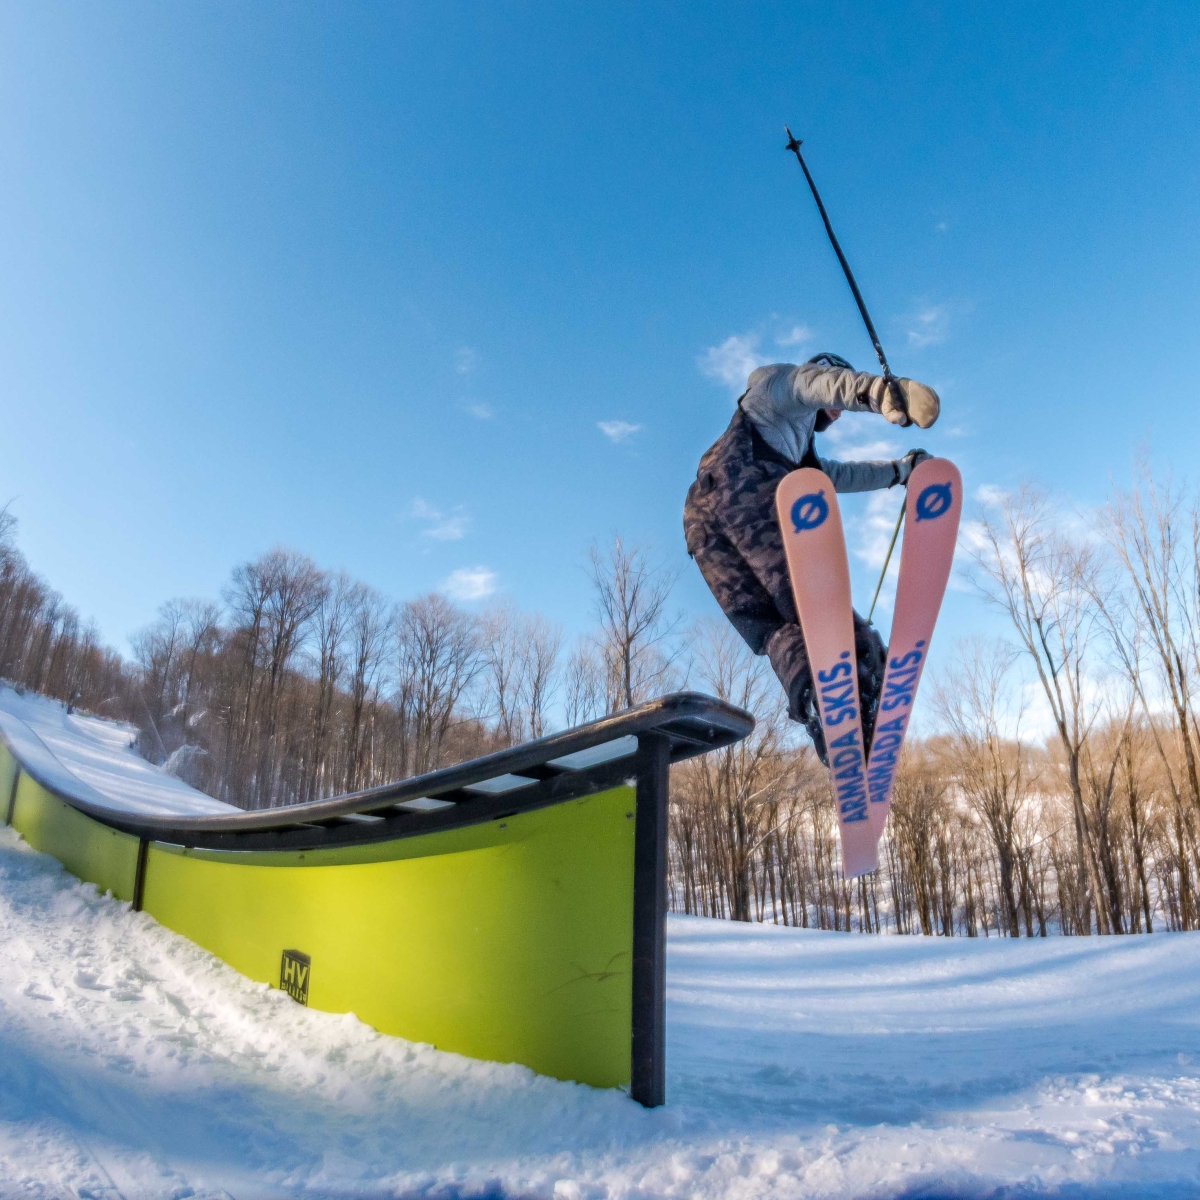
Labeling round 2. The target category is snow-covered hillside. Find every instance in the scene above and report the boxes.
[2,826,1199,1197]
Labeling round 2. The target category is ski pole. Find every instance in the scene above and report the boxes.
[784,127,905,416]
[867,500,905,625]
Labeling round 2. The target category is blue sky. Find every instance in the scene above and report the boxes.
[2,2,1198,687]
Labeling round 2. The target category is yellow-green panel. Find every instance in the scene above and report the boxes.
[10,776,140,901]
[143,785,637,1087]
[0,743,18,821]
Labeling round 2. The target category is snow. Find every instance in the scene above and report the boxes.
[0,684,237,817]
[3,824,1200,1197]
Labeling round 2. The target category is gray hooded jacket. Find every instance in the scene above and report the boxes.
[740,361,896,492]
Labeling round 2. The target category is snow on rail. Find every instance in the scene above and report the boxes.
[0,683,236,817]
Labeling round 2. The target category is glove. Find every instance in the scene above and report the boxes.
[863,375,941,429]
[893,448,931,486]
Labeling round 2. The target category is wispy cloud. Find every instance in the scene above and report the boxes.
[698,333,768,391]
[776,323,814,348]
[851,489,908,572]
[455,347,477,375]
[442,566,497,601]
[409,498,468,541]
[821,418,903,464]
[975,483,1009,509]
[466,402,493,420]
[699,321,818,391]
[905,304,951,348]
[598,420,642,443]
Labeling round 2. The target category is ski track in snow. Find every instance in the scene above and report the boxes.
[3,826,1200,1198]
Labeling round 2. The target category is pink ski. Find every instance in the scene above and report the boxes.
[865,458,962,844]
[775,468,877,878]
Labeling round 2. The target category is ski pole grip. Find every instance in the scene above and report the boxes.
[885,374,911,427]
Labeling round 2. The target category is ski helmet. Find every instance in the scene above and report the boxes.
[808,353,853,431]
[806,352,854,370]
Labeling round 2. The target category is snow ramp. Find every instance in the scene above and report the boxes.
[0,684,751,1105]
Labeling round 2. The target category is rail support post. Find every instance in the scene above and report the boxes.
[5,767,19,826]
[630,732,670,1107]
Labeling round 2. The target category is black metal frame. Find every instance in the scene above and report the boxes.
[4,766,18,826]
[631,732,670,1106]
[0,691,753,1106]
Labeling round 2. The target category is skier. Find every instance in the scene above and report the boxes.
[683,352,939,762]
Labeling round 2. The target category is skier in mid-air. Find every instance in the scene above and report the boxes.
[683,353,939,762]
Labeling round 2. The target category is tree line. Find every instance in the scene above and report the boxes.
[0,511,675,811]
[3,462,1200,936]
[0,508,127,714]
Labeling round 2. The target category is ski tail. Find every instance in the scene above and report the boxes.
[775,468,877,878]
[866,458,962,842]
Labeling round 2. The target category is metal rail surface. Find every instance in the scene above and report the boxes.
[4,692,754,854]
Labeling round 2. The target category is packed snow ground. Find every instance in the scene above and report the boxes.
[3,827,1200,1198]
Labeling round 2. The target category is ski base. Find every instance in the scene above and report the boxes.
[865,458,962,843]
[775,468,877,877]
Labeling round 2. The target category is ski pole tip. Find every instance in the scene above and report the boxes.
[784,125,802,154]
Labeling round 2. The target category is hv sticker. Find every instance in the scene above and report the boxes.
[280,949,311,1005]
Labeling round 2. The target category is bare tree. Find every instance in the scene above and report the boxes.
[395,593,482,776]
[175,599,222,714]
[587,536,679,712]
[886,747,954,935]
[0,507,127,715]
[672,620,793,922]
[220,549,324,807]
[130,600,186,723]
[933,640,1032,937]
[1116,719,1157,933]
[519,614,562,739]
[563,639,604,728]
[343,583,390,793]
[479,605,564,745]
[970,487,1104,932]
[1094,466,1200,927]
[303,572,353,802]
[478,604,525,747]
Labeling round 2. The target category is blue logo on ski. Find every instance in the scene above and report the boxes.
[915,482,952,522]
[790,490,829,532]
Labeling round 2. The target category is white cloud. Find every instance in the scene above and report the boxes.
[442,566,497,601]
[852,489,908,572]
[467,403,493,420]
[905,304,951,348]
[409,498,468,541]
[936,220,949,233]
[597,420,642,443]
[974,484,1009,509]
[699,322,819,391]
[776,323,814,348]
[957,517,990,552]
[698,333,768,391]
[455,347,477,374]
[821,417,903,464]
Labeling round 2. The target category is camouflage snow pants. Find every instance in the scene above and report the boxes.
[683,410,886,763]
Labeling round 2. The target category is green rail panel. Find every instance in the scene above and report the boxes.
[143,787,636,1086]
[7,766,141,902]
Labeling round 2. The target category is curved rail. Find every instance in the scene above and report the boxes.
[2,692,753,853]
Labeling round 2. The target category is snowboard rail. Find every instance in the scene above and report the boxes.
[0,691,753,1106]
